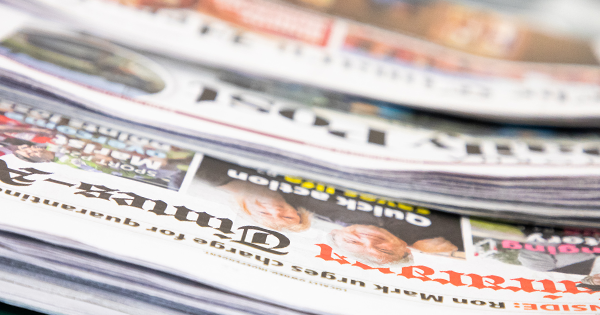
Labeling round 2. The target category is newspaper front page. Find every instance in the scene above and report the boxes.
[4,10,600,221]
[11,0,600,123]
[0,98,598,314]
[1,11,600,177]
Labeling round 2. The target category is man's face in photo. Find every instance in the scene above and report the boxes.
[331,224,409,265]
[243,195,302,228]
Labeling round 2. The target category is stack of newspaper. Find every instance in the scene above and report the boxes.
[0,0,599,314]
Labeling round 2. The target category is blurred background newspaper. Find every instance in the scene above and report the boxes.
[0,0,599,314]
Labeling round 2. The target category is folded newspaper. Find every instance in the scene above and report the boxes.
[0,8,599,224]
[0,93,599,314]
[6,0,600,124]
[0,1,600,314]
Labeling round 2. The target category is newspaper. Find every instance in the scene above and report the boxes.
[1,9,600,222]
[0,100,599,314]
[0,229,316,315]
[0,2,598,314]
[6,0,600,124]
